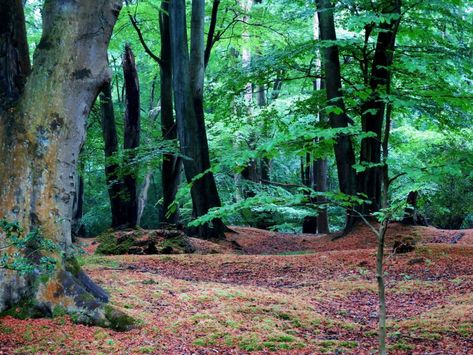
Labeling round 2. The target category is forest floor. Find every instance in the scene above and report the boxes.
[1,223,472,354]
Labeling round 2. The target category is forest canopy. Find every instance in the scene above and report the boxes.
[55,0,472,235]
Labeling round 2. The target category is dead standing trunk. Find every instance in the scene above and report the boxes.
[122,44,141,228]
[0,0,131,327]
[170,0,226,239]
[100,82,129,228]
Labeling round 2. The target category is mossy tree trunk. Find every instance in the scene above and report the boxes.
[0,0,130,328]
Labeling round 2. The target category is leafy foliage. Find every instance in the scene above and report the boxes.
[0,220,58,275]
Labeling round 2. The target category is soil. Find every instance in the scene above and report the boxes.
[1,223,472,354]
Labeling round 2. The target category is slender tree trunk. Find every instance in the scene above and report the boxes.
[376,219,388,355]
[170,0,226,239]
[0,0,129,326]
[358,0,401,215]
[137,172,152,226]
[316,0,356,231]
[100,82,128,228]
[122,44,140,228]
[160,0,182,225]
[312,12,330,234]
[302,154,318,234]
[239,0,259,191]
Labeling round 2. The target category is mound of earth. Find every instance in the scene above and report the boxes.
[78,223,473,257]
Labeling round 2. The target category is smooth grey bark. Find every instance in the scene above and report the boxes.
[0,0,129,326]
[170,0,226,239]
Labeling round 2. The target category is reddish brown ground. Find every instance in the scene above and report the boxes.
[1,223,472,354]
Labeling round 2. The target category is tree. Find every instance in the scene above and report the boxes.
[0,0,131,327]
[159,0,182,225]
[357,0,401,215]
[316,0,357,229]
[100,82,128,228]
[169,0,226,239]
[121,44,141,227]
[126,0,182,226]
[99,45,141,230]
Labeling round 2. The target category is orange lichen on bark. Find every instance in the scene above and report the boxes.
[37,277,73,309]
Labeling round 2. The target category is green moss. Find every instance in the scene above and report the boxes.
[0,324,13,334]
[390,340,415,351]
[339,341,358,348]
[52,305,67,318]
[64,257,81,276]
[95,233,134,255]
[158,236,193,254]
[0,299,43,320]
[103,305,136,331]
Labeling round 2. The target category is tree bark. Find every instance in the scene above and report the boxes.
[358,0,401,215]
[170,0,226,239]
[316,0,357,230]
[0,0,130,327]
[122,44,141,228]
[160,0,182,225]
[302,154,318,234]
[71,164,85,241]
[312,12,330,234]
[0,0,30,108]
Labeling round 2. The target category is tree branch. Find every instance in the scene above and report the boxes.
[204,0,221,68]
[125,0,162,66]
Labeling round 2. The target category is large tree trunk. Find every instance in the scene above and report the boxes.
[170,0,226,239]
[160,0,182,226]
[0,0,130,327]
[100,82,128,229]
[358,0,401,215]
[121,44,140,228]
[316,0,357,230]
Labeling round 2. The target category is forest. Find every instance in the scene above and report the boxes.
[0,0,472,353]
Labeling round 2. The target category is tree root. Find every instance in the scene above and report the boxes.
[0,260,135,331]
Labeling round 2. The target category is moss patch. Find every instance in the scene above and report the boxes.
[95,233,135,255]
[0,299,43,320]
[103,305,136,331]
